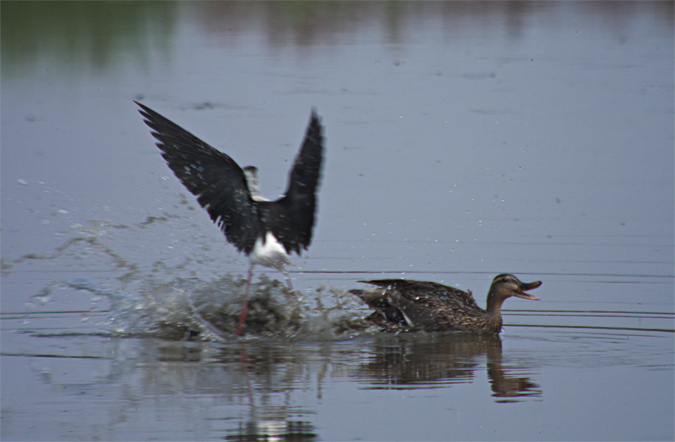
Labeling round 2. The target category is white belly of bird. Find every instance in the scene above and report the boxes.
[250,231,291,272]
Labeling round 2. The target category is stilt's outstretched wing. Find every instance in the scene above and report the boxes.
[265,109,325,255]
[136,101,260,254]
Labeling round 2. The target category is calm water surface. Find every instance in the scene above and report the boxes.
[2,2,673,441]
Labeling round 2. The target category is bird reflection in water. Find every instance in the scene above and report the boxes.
[225,341,318,442]
[355,333,541,402]
[226,418,317,442]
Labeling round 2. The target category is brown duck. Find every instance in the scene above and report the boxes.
[351,274,542,333]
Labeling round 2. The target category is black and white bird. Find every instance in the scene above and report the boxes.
[136,102,324,335]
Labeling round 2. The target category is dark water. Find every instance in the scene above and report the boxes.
[2,2,673,441]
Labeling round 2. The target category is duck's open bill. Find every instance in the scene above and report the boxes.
[513,280,542,300]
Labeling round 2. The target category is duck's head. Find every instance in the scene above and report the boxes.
[486,274,541,314]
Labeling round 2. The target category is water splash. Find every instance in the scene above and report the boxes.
[27,274,370,342]
[9,214,371,342]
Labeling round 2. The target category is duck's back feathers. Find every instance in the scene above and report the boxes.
[353,279,492,333]
[359,279,480,310]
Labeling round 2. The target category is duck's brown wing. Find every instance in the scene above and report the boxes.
[353,279,490,332]
[358,279,481,311]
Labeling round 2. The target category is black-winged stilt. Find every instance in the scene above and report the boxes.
[136,102,324,336]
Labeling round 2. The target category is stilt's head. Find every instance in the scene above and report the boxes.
[243,166,268,202]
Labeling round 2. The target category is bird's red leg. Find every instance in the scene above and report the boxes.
[282,270,299,298]
[236,264,254,336]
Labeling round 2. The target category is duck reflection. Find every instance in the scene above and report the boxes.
[487,358,541,402]
[355,333,541,401]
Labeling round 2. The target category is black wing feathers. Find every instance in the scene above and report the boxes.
[135,101,261,254]
[136,102,324,257]
[268,109,324,254]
